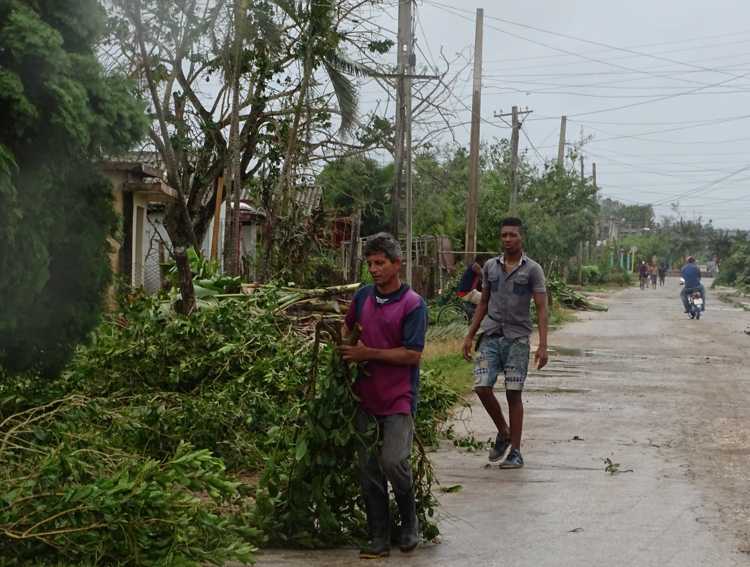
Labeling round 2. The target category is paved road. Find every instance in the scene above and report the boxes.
[251,278,750,566]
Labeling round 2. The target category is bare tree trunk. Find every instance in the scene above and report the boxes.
[165,207,196,315]
[132,0,197,312]
[276,6,315,217]
[223,0,246,276]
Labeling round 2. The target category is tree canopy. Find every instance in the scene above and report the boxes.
[318,141,600,274]
[0,0,146,374]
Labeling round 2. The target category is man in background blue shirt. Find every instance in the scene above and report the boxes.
[680,256,705,312]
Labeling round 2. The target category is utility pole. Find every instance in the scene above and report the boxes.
[557,115,567,167]
[510,106,520,213]
[592,161,597,190]
[464,8,484,258]
[495,106,532,214]
[580,154,585,183]
[404,3,415,286]
[591,161,598,260]
[391,0,412,240]
[389,1,440,285]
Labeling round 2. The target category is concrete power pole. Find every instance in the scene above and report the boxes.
[509,106,521,213]
[580,154,585,182]
[495,106,532,214]
[592,161,597,190]
[592,161,599,259]
[403,2,416,285]
[464,8,484,258]
[391,0,413,239]
[557,115,567,167]
[390,0,414,284]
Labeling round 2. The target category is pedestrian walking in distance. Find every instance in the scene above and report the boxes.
[462,218,549,468]
[340,232,428,559]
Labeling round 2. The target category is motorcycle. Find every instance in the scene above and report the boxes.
[680,278,703,320]
[687,290,703,320]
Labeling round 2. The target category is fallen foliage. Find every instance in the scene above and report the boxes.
[0,284,458,564]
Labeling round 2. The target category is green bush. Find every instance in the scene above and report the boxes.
[0,396,256,566]
[581,265,603,285]
[715,238,750,293]
[601,267,632,287]
[1,289,458,560]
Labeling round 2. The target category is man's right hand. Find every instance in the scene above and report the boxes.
[462,335,474,361]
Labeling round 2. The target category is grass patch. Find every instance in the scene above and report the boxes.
[423,352,473,396]
[718,292,750,312]
[549,305,577,327]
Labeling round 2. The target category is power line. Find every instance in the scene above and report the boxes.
[520,126,546,164]
[573,114,750,143]
[651,163,750,205]
[422,0,750,118]
[481,30,750,66]
[423,0,746,81]
[483,85,750,100]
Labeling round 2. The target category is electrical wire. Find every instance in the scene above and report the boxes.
[423,0,746,80]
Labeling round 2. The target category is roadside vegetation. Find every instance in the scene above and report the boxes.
[2,1,747,565]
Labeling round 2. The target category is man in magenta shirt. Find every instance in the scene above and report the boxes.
[340,233,427,559]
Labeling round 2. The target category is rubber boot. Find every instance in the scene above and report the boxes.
[395,490,419,553]
[360,491,391,559]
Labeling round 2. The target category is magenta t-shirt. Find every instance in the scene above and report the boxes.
[345,284,427,416]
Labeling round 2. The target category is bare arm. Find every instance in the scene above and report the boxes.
[533,291,549,369]
[462,285,490,361]
[340,343,421,366]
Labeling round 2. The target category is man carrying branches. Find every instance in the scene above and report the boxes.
[340,233,428,559]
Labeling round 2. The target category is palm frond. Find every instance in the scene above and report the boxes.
[325,51,381,79]
[323,61,358,134]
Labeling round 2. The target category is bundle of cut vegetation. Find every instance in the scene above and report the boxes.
[0,285,458,565]
[547,279,609,312]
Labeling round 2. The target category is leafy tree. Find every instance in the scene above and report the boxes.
[318,141,600,276]
[715,232,750,292]
[318,156,392,236]
[413,146,472,244]
[0,0,147,375]
[599,198,655,229]
[104,0,379,307]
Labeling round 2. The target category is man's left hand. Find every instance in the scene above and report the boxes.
[535,345,549,370]
[339,341,371,362]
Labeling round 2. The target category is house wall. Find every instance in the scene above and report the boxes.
[107,171,126,281]
[131,192,149,287]
[143,209,171,294]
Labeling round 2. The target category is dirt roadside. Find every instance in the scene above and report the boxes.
[248,277,750,566]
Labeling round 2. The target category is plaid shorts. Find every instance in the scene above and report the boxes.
[473,335,531,391]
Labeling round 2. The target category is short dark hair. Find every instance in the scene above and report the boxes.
[500,217,524,232]
[363,232,402,261]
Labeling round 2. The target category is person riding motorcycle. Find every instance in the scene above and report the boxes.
[680,256,706,313]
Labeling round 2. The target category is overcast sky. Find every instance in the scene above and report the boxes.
[357,0,750,230]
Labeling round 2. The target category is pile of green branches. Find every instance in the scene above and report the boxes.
[1,285,458,564]
[548,279,608,312]
[0,394,256,566]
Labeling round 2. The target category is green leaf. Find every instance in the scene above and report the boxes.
[295,438,308,462]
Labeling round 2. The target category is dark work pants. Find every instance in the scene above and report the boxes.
[355,408,414,538]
